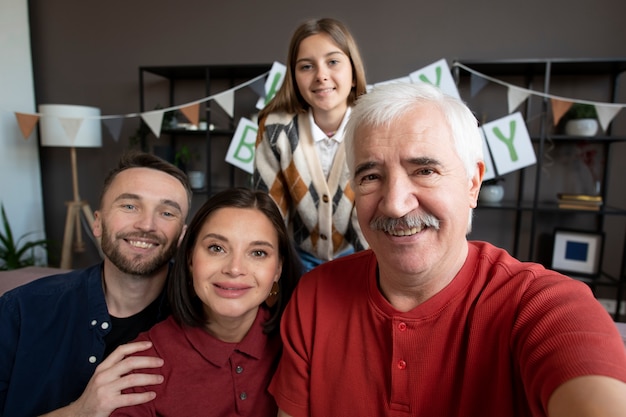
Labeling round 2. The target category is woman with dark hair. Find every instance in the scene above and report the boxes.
[112,188,301,417]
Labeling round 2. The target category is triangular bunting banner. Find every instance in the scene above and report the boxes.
[409,58,460,99]
[248,76,266,98]
[550,99,573,126]
[58,117,84,144]
[180,103,200,126]
[507,87,530,114]
[141,110,164,138]
[256,61,287,110]
[595,104,622,132]
[470,73,489,98]
[15,112,40,140]
[102,117,124,142]
[214,91,234,118]
[482,112,536,176]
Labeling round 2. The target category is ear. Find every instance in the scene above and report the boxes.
[177,224,188,247]
[275,258,283,282]
[469,161,485,208]
[92,210,102,238]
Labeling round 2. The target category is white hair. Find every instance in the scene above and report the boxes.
[344,82,484,233]
[344,82,483,181]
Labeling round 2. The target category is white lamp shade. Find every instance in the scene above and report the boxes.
[38,104,102,148]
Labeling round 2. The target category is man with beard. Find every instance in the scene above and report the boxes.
[0,152,192,417]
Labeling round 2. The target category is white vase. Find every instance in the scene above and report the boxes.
[565,119,598,137]
[479,184,504,204]
[188,171,205,189]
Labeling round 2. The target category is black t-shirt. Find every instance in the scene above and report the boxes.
[103,295,165,358]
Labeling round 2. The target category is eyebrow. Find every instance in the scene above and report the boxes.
[296,50,345,64]
[202,233,275,249]
[353,157,443,178]
[114,193,183,213]
[354,161,378,179]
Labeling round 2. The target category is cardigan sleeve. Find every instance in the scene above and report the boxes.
[253,115,293,221]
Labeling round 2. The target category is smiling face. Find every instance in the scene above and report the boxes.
[190,207,282,335]
[294,33,354,120]
[352,104,482,283]
[93,167,189,277]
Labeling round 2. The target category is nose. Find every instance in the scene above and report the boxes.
[315,66,328,82]
[223,252,246,277]
[134,212,157,232]
[379,173,418,219]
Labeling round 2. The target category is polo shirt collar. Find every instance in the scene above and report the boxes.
[308,107,351,143]
[182,307,271,367]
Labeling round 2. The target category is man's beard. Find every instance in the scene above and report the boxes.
[100,222,179,276]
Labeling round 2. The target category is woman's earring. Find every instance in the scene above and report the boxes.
[265,281,280,308]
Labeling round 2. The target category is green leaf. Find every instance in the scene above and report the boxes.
[0,203,50,270]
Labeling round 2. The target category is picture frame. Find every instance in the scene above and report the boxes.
[551,229,604,278]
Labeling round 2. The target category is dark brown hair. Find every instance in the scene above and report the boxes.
[100,151,192,210]
[168,187,302,335]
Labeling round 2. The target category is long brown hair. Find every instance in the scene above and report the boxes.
[258,17,367,121]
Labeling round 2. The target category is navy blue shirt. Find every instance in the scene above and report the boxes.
[0,264,168,417]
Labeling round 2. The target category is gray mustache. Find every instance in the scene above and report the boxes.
[369,213,440,232]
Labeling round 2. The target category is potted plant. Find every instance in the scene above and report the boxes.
[175,145,205,190]
[563,103,598,137]
[0,204,49,270]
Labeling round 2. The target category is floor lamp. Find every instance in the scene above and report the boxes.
[39,104,102,269]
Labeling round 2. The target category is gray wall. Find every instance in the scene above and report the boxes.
[0,0,45,266]
[28,0,626,268]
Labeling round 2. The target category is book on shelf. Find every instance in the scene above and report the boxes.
[557,193,603,203]
[557,202,601,211]
[556,193,603,211]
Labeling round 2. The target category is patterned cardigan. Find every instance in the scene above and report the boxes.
[253,111,367,261]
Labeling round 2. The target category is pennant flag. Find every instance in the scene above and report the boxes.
[214,91,234,118]
[15,112,40,140]
[374,76,411,87]
[595,103,622,132]
[141,110,164,138]
[507,87,530,113]
[58,116,85,144]
[256,61,286,110]
[226,118,258,174]
[470,73,489,98]
[409,58,460,99]
[551,99,573,126]
[481,130,497,181]
[102,117,124,142]
[180,103,200,126]
[482,112,536,176]
[248,76,266,98]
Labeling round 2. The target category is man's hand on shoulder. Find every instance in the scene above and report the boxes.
[39,341,164,417]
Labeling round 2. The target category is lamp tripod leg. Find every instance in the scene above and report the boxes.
[60,202,79,269]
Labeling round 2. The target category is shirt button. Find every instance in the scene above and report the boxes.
[88,356,97,364]
[398,322,407,331]
[320,234,327,240]
[239,392,248,400]
[101,322,109,330]
[322,194,329,203]
[235,366,244,374]
[397,360,407,370]
[90,320,97,326]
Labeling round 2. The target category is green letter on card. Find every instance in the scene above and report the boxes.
[492,121,519,162]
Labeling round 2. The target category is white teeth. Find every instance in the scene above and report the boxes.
[388,226,421,236]
[129,240,153,249]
